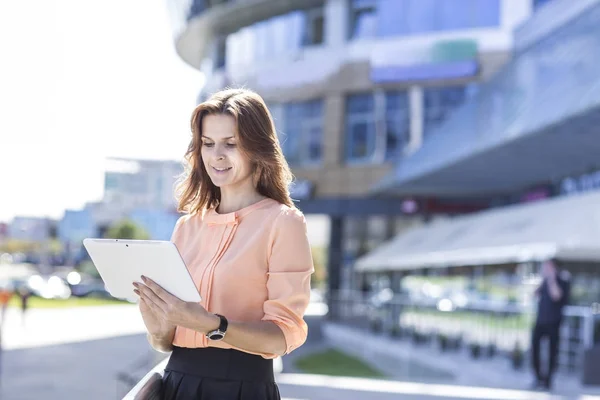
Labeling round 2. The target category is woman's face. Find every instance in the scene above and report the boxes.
[200,114,254,191]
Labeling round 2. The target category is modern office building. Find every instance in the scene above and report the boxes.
[166,0,600,374]
[357,0,600,298]
[7,217,53,242]
[167,0,541,293]
[103,157,182,212]
[354,0,600,371]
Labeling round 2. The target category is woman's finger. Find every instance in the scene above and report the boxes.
[141,276,179,305]
[136,282,167,308]
[137,284,167,314]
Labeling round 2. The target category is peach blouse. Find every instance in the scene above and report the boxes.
[170,198,314,359]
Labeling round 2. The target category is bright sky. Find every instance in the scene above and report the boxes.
[0,0,203,223]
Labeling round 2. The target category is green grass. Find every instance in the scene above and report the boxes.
[7,295,130,309]
[294,349,385,378]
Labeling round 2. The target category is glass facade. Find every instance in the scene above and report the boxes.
[351,0,501,39]
[533,0,555,10]
[270,100,324,167]
[345,94,376,163]
[390,2,600,184]
[423,86,468,136]
[345,92,409,164]
[222,6,325,70]
[385,91,410,160]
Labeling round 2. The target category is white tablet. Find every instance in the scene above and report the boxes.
[82,238,201,303]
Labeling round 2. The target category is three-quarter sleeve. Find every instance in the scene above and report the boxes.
[262,208,314,355]
[170,215,187,244]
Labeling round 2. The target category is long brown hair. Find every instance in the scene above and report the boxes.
[175,88,295,214]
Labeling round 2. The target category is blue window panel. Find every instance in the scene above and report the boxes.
[385,91,409,112]
[534,0,554,10]
[346,121,376,161]
[385,92,410,160]
[307,126,323,162]
[283,101,323,165]
[350,0,378,39]
[284,12,304,51]
[385,119,402,160]
[305,100,323,118]
[346,94,376,163]
[371,60,479,83]
[285,103,303,119]
[405,0,437,35]
[347,94,374,113]
[377,0,499,37]
[377,0,405,37]
[281,127,302,164]
[424,86,468,136]
[476,0,500,27]
[438,0,471,31]
[353,0,377,7]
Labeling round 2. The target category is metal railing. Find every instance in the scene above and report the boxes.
[121,356,169,400]
[329,290,597,372]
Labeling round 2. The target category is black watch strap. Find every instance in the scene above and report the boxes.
[215,313,228,332]
[206,314,228,341]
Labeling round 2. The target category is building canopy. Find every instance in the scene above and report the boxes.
[356,190,600,272]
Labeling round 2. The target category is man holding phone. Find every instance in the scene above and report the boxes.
[531,260,571,391]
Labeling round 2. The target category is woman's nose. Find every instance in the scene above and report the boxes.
[215,148,225,160]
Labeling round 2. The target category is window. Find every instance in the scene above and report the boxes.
[281,100,324,166]
[384,92,410,160]
[349,0,378,39]
[375,0,500,38]
[302,7,325,46]
[423,86,467,136]
[346,94,376,162]
[345,91,409,163]
[215,35,227,69]
[533,0,555,10]
[219,7,324,72]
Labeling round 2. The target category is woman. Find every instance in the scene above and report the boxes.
[133,88,314,400]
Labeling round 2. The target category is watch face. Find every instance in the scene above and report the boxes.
[208,331,225,341]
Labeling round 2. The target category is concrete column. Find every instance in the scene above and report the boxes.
[406,85,423,155]
[323,94,344,167]
[325,0,349,46]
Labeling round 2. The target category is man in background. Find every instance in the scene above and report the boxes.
[531,260,571,391]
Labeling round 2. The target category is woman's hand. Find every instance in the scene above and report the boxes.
[137,293,174,337]
[133,276,219,333]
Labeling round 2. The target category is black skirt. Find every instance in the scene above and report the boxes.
[162,346,281,400]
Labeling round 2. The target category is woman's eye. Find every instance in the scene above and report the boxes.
[226,143,237,148]
[202,142,214,147]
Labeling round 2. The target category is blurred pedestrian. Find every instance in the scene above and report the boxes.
[17,286,32,327]
[531,260,571,391]
[0,284,12,329]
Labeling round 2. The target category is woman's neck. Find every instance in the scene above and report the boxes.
[217,191,267,214]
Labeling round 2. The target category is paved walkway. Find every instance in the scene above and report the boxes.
[0,305,146,350]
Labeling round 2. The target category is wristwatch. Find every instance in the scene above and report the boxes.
[206,314,228,341]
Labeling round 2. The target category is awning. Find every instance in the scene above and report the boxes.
[355,190,600,272]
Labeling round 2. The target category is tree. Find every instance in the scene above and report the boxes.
[104,219,150,240]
